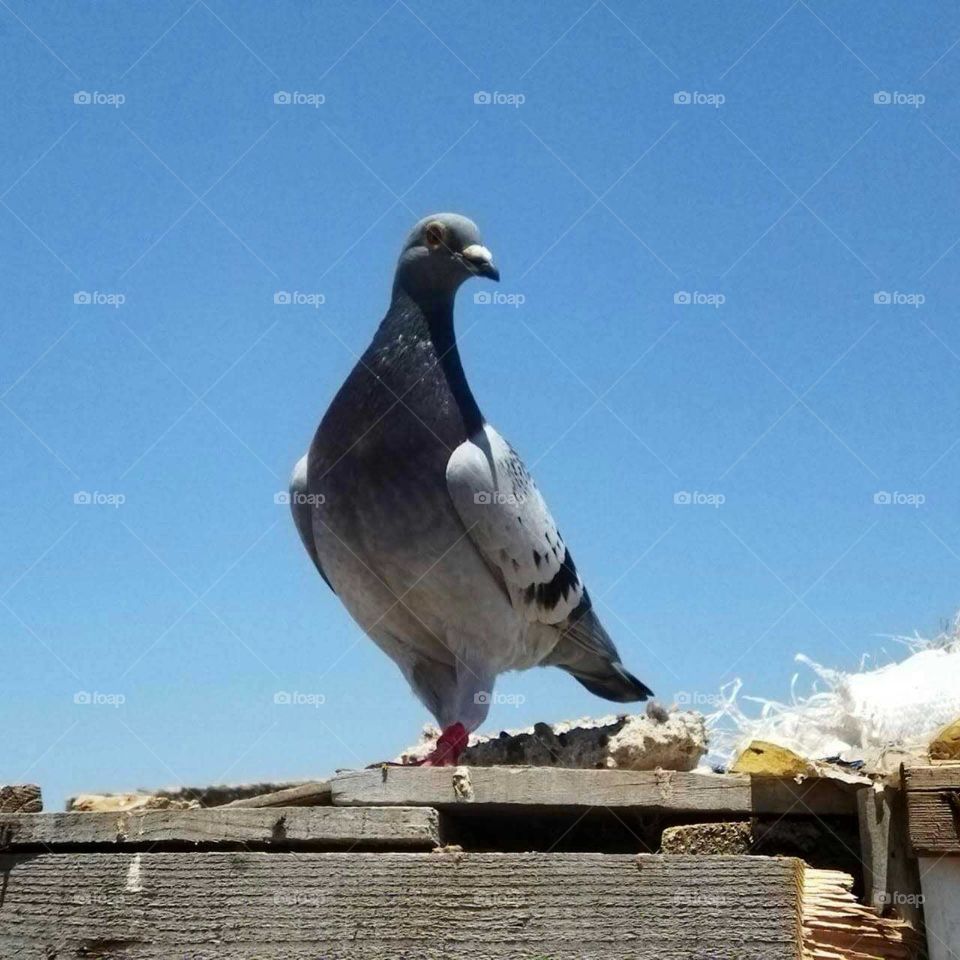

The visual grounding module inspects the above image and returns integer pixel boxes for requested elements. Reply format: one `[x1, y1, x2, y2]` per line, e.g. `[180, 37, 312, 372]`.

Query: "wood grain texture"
[331, 765, 860, 815]
[0, 807, 438, 850]
[0, 852, 802, 959]
[903, 763, 960, 855]
[223, 781, 331, 808]
[856, 785, 923, 926]
[0, 785, 41, 813]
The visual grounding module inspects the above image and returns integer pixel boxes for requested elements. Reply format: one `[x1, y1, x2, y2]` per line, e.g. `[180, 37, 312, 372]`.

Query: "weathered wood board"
[331, 765, 861, 815]
[0, 806, 438, 850]
[918, 856, 960, 960]
[903, 763, 960, 855]
[0, 852, 802, 959]
[857, 784, 923, 926]
[223, 780, 331, 808]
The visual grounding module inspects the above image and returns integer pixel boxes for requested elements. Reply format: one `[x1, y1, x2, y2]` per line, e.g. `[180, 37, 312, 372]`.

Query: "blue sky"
[3, 1, 959, 809]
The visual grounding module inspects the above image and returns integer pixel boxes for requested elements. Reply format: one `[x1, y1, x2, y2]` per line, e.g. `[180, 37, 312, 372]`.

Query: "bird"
[291, 213, 652, 766]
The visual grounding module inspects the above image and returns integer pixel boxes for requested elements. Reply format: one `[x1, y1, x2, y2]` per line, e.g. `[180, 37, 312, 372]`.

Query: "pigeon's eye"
[424, 221, 446, 248]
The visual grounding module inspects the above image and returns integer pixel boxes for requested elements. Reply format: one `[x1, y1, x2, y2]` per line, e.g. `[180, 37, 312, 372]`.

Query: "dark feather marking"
[533, 550, 541, 568]
[535, 547, 580, 611]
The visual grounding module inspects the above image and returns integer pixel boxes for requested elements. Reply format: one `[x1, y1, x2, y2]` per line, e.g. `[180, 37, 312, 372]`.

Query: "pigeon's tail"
[543, 598, 653, 703]
[569, 661, 653, 703]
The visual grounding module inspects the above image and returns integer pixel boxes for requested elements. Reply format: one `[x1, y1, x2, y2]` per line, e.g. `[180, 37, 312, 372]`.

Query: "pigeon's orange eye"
[425, 221, 446, 248]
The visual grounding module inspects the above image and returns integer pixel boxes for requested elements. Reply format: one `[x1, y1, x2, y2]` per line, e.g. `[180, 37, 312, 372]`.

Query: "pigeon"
[291, 213, 652, 765]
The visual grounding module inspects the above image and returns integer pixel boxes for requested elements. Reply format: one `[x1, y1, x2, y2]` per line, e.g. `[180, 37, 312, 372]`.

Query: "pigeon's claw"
[417, 722, 469, 767]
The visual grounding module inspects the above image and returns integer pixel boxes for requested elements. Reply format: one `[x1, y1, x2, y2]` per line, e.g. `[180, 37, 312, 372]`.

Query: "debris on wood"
[397, 708, 707, 770]
[661, 820, 752, 854]
[730, 740, 816, 777]
[0, 784, 41, 813]
[929, 715, 960, 761]
[67, 793, 198, 812]
[67, 781, 322, 811]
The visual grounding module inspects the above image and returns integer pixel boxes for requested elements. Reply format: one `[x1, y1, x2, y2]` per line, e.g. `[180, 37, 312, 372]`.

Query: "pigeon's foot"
[418, 722, 469, 767]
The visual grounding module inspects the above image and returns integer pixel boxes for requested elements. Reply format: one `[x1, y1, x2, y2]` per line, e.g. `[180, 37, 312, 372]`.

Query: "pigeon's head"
[395, 213, 499, 298]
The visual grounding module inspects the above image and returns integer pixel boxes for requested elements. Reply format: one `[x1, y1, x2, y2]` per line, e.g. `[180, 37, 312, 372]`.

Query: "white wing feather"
[446, 425, 583, 625]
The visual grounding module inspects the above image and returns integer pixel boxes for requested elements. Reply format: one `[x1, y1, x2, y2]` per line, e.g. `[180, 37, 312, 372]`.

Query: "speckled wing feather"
[446, 424, 584, 626]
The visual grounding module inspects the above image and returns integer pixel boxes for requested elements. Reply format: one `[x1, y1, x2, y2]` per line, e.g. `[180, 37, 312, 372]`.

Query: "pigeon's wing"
[289, 454, 333, 591]
[445, 425, 584, 626]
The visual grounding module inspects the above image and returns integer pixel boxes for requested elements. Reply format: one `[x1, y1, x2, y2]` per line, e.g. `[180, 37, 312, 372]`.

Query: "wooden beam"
[918, 856, 960, 960]
[0, 785, 41, 813]
[331, 766, 861, 815]
[903, 763, 960, 855]
[0, 852, 803, 958]
[0, 806, 438, 851]
[223, 781, 331, 808]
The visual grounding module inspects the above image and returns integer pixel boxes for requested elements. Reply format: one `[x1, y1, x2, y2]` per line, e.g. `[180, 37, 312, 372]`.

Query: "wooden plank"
[223, 780, 331, 808]
[0, 785, 41, 813]
[856, 785, 923, 927]
[331, 766, 861, 815]
[903, 763, 960, 855]
[902, 763, 960, 791]
[0, 807, 438, 850]
[0, 852, 802, 959]
[918, 856, 960, 960]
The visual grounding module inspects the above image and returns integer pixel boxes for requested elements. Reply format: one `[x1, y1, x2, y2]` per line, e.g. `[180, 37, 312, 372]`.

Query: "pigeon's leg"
[418, 722, 470, 767]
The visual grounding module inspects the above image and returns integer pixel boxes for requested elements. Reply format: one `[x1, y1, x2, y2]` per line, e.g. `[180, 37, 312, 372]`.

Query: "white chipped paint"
[125, 852, 143, 892]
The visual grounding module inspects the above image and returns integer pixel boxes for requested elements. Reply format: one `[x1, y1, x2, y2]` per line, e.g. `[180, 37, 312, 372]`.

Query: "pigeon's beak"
[462, 243, 500, 282]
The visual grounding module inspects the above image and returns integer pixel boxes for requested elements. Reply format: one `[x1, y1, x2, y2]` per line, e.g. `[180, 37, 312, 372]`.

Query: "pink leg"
[417, 722, 469, 767]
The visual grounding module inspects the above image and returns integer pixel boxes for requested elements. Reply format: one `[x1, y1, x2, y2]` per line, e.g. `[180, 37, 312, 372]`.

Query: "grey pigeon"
[291, 213, 651, 765]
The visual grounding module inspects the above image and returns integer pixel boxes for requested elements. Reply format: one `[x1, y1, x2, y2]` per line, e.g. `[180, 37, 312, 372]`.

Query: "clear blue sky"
[3, 2, 959, 809]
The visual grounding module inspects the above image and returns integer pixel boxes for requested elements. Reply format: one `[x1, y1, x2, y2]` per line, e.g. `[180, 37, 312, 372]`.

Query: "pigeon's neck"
[381, 286, 483, 437]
